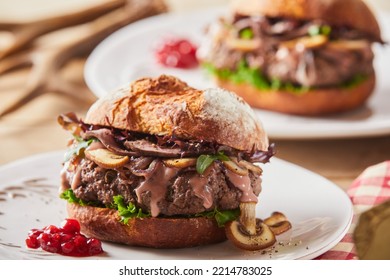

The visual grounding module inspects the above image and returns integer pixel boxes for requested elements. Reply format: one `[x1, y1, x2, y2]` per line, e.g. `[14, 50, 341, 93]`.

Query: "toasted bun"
[231, 0, 382, 42]
[85, 75, 268, 151]
[67, 203, 226, 249]
[215, 73, 375, 116]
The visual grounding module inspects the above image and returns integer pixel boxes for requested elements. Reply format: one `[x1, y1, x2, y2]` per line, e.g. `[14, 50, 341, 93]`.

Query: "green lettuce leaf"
[197, 208, 240, 227]
[203, 61, 307, 94]
[203, 61, 367, 94]
[60, 189, 97, 207]
[112, 195, 150, 224]
[60, 190, 238, 227]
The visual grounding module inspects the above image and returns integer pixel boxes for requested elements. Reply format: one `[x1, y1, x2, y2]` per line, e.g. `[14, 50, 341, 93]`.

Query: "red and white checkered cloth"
[316, 161, 390, 260]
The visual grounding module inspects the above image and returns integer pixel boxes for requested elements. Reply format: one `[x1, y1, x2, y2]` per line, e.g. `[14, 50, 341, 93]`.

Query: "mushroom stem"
[239, 202, 257, 235]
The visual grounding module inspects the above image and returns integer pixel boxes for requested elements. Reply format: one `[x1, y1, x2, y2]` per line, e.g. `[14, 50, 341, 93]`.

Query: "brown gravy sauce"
[135, 161, 178, 217]
[188, 173, 213, 209]
[226, 170, 258, 203]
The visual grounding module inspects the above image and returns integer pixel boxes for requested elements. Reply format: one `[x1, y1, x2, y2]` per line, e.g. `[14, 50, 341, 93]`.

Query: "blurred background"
[0, 0, 389, 191]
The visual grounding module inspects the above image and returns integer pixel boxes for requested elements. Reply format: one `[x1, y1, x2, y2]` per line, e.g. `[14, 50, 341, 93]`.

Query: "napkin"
[316, 161, 390, 260]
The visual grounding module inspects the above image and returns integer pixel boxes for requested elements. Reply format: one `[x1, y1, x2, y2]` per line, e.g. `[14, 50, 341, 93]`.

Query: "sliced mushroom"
[223, 159, 248, 176]
[237, 160, 263, 175]
[85, 148, 129, 169]
[225, 219, 276, 251]
[281, 35, 328, 50]
[163, 158, 197, 168]
[326, 39, 369, 50]
[226, 38, 261, 51]
[264, 212, 292, 235]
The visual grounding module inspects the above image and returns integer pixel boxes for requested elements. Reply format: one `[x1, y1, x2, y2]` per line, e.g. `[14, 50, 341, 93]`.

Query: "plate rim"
[84, 7, 390, 140]
[0, 151, 353, 260]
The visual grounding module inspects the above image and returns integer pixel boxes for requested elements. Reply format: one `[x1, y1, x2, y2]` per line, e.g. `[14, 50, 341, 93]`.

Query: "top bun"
[230, 0, 382, 42]
[85, 75, 268, 152]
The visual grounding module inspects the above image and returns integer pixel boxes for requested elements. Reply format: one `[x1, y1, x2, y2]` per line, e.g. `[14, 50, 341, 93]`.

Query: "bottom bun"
[215, 74, 375, 116]
[67, 203, 227, 249]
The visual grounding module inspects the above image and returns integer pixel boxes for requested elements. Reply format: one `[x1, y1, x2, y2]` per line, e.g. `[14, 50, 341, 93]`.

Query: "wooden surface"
[0, 0, 389, 191]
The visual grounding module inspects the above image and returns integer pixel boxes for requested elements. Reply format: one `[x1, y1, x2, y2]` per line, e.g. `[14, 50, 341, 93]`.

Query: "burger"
[58, 75, 282, 250]
[197, 0, 383, 115]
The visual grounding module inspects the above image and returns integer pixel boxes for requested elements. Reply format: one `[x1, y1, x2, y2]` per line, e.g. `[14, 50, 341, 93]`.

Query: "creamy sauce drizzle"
[135, 161, 178, 217]
[86, 141, 105, 151]
[188, 173, 213, 209]
[71, 167, 82, 190]
[226, 170, 258, 203]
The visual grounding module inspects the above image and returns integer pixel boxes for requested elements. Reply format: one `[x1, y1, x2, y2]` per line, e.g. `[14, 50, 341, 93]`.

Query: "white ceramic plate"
[84, 8, 390, 139]
[0, 151, 352, 260]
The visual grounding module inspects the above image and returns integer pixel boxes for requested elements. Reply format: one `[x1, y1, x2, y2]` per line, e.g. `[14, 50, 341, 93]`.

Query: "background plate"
[0, 151, 352, 260]
[84, 7, 390, 139]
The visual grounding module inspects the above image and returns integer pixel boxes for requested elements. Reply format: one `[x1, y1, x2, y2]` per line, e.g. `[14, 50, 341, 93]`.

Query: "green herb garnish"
[112, 195, 150, 224]
[64, 138, 93, 162]
[308, 24, 332, 36]
[197, 208, 240, 227]
[196, 152, 230, 174]
[239, 28, 254, 39]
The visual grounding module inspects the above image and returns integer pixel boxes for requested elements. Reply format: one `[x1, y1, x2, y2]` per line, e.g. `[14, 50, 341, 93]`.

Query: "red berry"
[25, 237, 40, 249]
[87, 238, 103, 255]
[43, 225, 60, 234]
[26, 219, 103, 257]
[61, 241, 75, 255]
[155, 38, 198, 69]
[60, 219, 81, 234]
[60, 232, 73, 243]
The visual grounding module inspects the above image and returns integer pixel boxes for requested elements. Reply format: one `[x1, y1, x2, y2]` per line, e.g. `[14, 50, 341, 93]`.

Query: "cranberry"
[60, 232, 73, 243]
[43, 225, 60, 234]
[26, 219, 103, 257]
[26, 229, 43, 248]
[155, 38, 198, 69]
[61, 241, 75, 255]
[88, 238, 103, 255]
[25, 236, 40, 249]
[60, 219, 80, 233]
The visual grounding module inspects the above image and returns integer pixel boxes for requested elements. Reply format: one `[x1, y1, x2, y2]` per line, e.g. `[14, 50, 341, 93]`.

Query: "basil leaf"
[216, 151, 230, 162]
[308, 24, 332, 36]
[321, 25, 332, 36]
[196, 152, 229, 174]
[196, 155, 216, 174]
[239, 28, 254, 39]
[64, 138, 93, 162]
[113, 195, 150, 224]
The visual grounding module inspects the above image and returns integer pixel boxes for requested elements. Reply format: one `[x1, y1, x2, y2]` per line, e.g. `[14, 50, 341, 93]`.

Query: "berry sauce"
[25, 219, 103, 257]
[155, 38, 198, 68]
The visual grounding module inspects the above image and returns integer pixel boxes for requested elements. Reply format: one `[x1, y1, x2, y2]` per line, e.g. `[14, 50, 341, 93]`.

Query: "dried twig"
[0, 0, 167, 118]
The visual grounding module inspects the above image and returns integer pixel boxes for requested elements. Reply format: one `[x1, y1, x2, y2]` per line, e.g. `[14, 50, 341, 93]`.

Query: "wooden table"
[0, 0, 389, 192]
